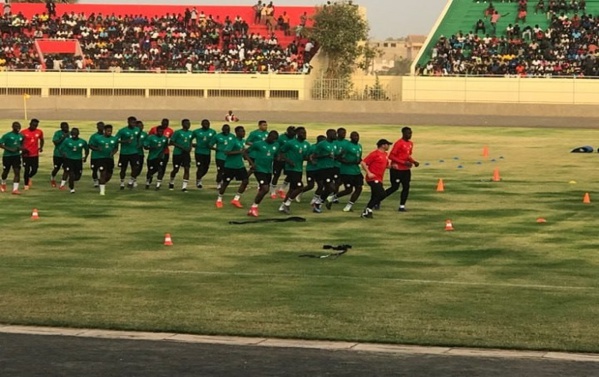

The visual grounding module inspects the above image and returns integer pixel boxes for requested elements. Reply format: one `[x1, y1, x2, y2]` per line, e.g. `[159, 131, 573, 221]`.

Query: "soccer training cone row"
[436, 179, 445, 192]
[583, 193, 591, 204]
[31, 208, 39, 220]
[492, 168, 501, 182]
[445, 219, 454, 231]
[164, 233, 173, 246]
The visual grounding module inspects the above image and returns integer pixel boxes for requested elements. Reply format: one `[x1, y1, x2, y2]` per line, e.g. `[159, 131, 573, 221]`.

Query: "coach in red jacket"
[387, 127, 419, 212]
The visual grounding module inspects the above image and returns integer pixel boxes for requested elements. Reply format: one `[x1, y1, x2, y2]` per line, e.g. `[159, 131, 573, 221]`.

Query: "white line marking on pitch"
[3, 264, 597, 291]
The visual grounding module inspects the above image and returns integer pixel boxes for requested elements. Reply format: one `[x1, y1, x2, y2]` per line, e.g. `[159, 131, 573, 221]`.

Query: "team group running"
[0, 116, 419, 218]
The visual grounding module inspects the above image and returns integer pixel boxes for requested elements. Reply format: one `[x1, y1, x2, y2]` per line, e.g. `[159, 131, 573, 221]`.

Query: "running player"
[115, 116, 141, 189]
[360, 139, 392, 219]
[387, 126, 419, 212]
[136, 120, 148, 182]
[216, 125, 251, 208]
[300, 134, 325, 203]
[271, 126, 296, 199]
[148, 118, 174, 179]
[144, 126, 169, 190]
[0, 121, 25, 194]
[88, 124, 118, 195]
[336, 131, 363, 212]
[245, 120, 268, 178]
[59, 128, 89, 194]
[327, 127, 347, 205]
[247, 130, 279, 217]
[278, 126, 310, 214]
[50, 122, 70, 187]
[210, 124, 234, 190]
[311, 129, 337, 213]
[168, 119, 193, 192]
[20, 118, 44, 190]
[88, 121, 105, 188]
[191, 119, 216, 189]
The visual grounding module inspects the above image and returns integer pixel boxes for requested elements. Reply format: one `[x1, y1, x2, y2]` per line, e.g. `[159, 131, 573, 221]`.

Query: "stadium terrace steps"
[416, 0, 599, 68]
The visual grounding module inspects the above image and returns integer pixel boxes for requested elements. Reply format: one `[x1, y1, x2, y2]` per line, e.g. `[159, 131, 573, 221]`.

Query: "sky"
[79, 0, 448, 39]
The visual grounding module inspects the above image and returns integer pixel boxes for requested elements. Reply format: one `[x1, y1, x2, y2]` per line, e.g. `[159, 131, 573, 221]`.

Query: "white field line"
[2, 264, 596, 292]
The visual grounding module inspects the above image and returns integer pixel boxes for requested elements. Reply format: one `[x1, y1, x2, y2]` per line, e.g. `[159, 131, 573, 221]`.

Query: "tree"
[308, 1, 376, 99]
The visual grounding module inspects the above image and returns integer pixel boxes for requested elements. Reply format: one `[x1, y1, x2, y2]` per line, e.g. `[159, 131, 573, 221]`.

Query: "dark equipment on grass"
[229, 216, 306, 225]
[299, 244, 352, 259]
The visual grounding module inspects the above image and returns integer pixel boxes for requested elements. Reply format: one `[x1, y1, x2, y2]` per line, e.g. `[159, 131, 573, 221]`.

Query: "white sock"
[252, 203, 258, 208]
[1, 179, 5, 185]
[100, 184, 106, 194]
[182, 180, 188, 189]
[60, 180, 66, 187]
[13, 182, 19, 191]
[234, 194, 241, 201]
[156, 180, 162, 188]
[217, 195, 223, 201]
[270, 184, 276, 194]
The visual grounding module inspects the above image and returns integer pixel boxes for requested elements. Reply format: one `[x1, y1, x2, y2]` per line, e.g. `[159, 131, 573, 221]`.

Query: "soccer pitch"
[1, 121, 599, 353]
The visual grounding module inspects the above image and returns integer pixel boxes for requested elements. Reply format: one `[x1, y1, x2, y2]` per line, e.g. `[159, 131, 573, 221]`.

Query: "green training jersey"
[52, 130, 69, 157]
[277, 133, 295, 149]
[89, 135, 118, 159]
[211, 132, 234, 161]
[144, 134, 169, 161]
[0, 131, 24, 157]
[88, 132, 105, 159]
[224, 137, 246, 169]
[339, 142, 362, 176]
[192, 128, 217, 155]
[333, 139, 348, 168]
[246, 129, 268, 158]
[116, 126, 141, 156]
[60, 138, 88, 160]
[314, 140, 337, 170]
[281, 138, 310, 173]
[248, 140, 279, 174]
[171, 129, 193, 156]
[305, 143, 318, 172]
[138, 131, 148, 156]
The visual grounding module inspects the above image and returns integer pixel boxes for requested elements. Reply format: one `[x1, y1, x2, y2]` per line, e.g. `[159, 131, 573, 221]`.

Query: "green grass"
[2, 121, 599, 352]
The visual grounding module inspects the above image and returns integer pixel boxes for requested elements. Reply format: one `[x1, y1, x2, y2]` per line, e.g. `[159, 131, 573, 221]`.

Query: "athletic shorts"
[90, 158, 100, 171]
[285, 171, 304, 188]
[96, 158, 115, 174]
[173, 153, 191, 168]
[118, 154, 141, 169]
[341, 173, 364, 188]
[223, 167, 249, 182]
[254, 172, 272, 186]
[53, 156, 65, 170]
[273, 160, 285, 176]
[195, 153, 211, 168]
[64, 158, 83, 180]
[306, 170, 317, 184]
[316, 168, 337, 183]
[333, 167, 341, 181]
[2, 155, 21, 170]
[147, 158, 163, 173]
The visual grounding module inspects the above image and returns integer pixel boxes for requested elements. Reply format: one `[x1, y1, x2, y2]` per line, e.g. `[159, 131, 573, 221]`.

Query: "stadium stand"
[415, 0, 599, 77]
[0, 3, 315, 73]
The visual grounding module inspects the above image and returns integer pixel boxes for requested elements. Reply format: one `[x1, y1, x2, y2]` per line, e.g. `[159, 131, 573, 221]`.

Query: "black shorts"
[306, 170, 317, 184]
[118, 154, 141, 169]
[195, 153, 211, 167]
[223, 167, 249, 182]
[173, 153, 191, 168]
[273, 160, 285, 176]
[2, 155, 21, 170]
[254, 172, 272, 186]
[96, 158, 115, 174]
[147, 158, 164, 173]
[285, 171, 304, 188]
[53, 156, 64, 170]
[162, 153, 170, 164]
[64, 158, 83, 180]
[316, 168, 337, 183]
[333, 167, 341, 181]
[341, 173, 364, 188]
[90, 158, 100, 171]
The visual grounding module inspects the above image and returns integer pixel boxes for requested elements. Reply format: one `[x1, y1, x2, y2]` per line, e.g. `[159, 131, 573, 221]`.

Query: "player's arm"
[83, 142, 90, 162]
[360, 154, 376, 179]
[53, 132, 68, 146]
[39, 133, 44, 153]
[88, 140, 101, 151]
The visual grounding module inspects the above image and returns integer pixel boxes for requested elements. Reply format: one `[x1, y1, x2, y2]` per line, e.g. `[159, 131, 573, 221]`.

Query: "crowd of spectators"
[416, 0, 599, 77]
[0, 4, 315, 73]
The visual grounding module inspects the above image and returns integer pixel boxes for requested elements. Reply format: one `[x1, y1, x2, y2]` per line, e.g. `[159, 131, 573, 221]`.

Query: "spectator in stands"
[253, 0, 264, 24]
[46, 0, 56, 18]
[474, 19, 486, 34]
[3, 0, 10, 17]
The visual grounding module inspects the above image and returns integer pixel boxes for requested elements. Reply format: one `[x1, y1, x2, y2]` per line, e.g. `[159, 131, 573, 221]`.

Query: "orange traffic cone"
[492, 168, 501, 182]
[482, 146, 489, 158]
[583, 193, 591, 204]
[164, 233, 173, 246]
[436, 179, 445, 192]
[536, 217, 547, 223]
[31, 208, 39, 220]
[445, 219, 454, 231]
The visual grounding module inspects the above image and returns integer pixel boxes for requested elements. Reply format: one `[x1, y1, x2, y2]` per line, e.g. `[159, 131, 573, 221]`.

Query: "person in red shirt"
[20, 118, 44, 190]
[360, 139, 392, 219]
[387, 127, 419, 212]
[148, 118, 174, 179]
